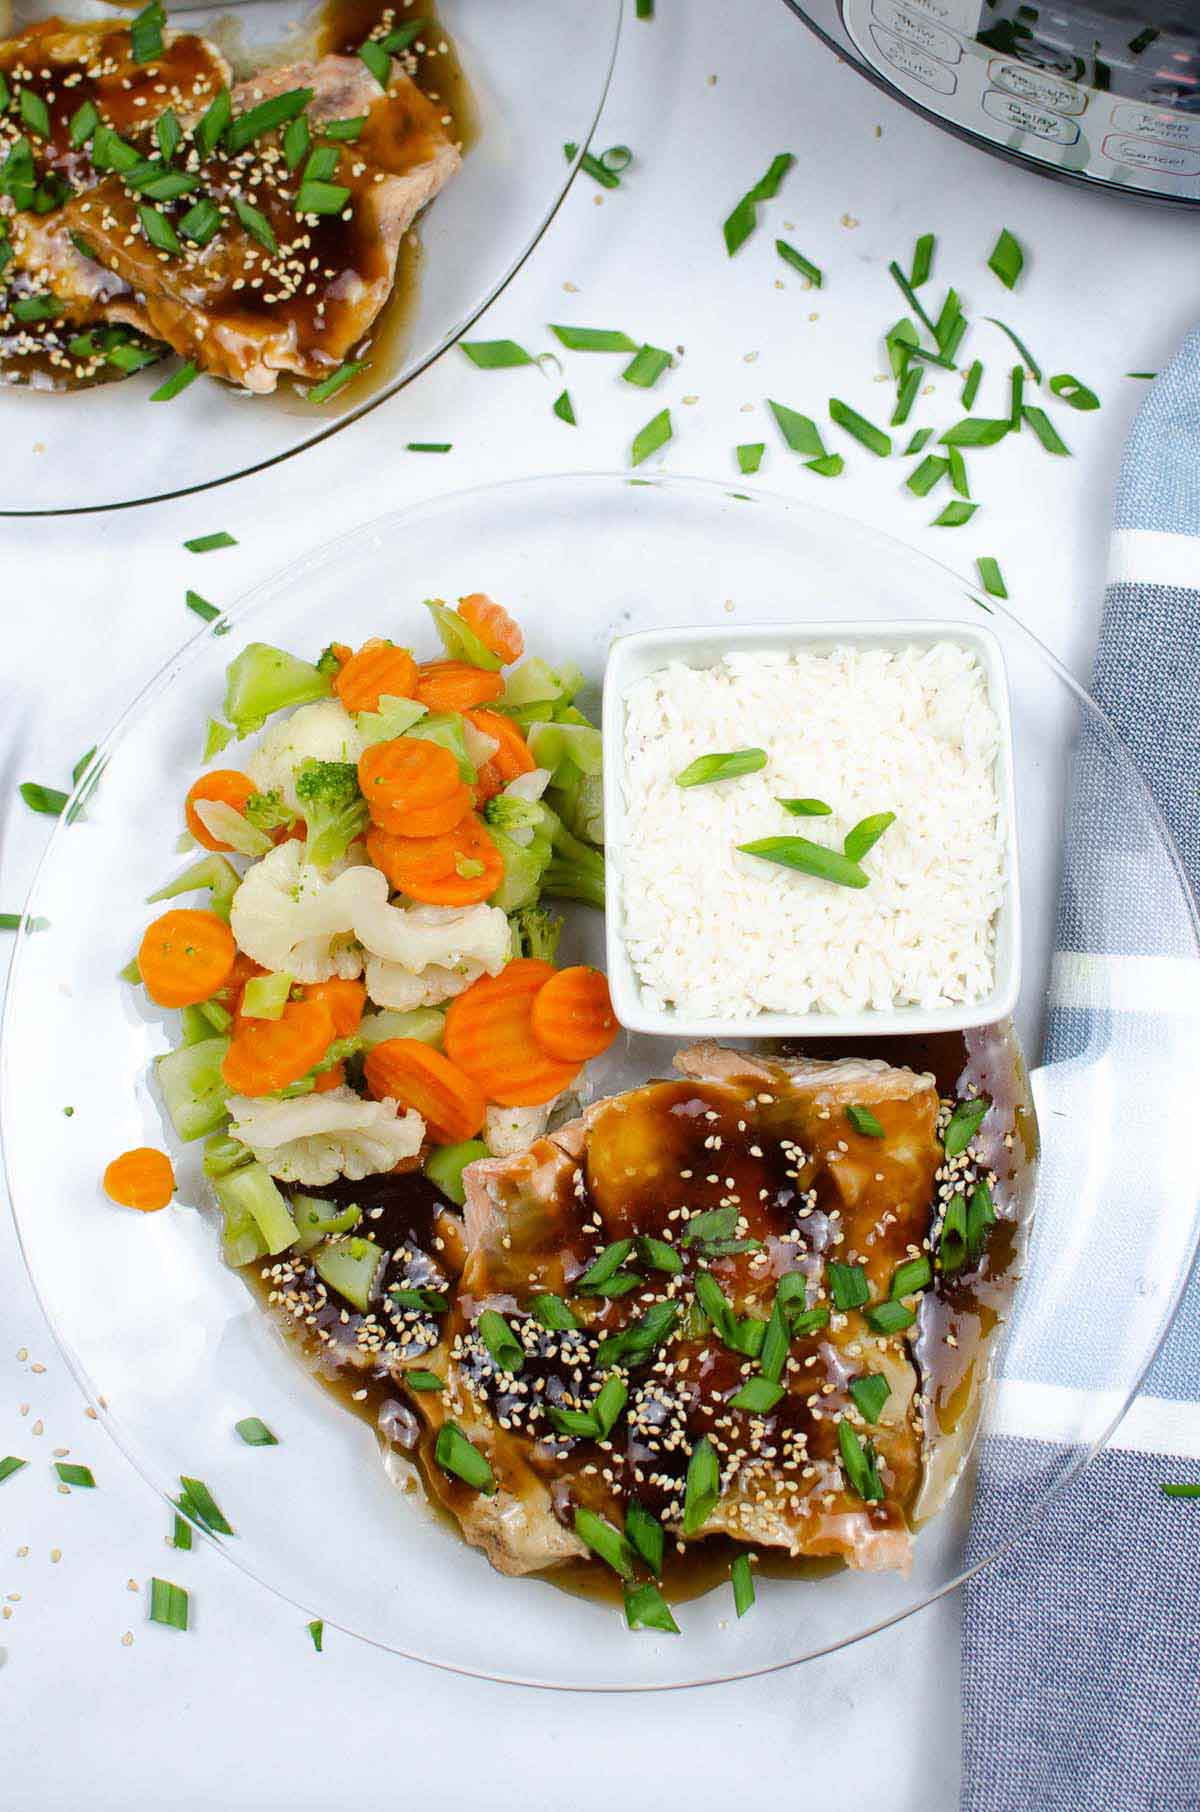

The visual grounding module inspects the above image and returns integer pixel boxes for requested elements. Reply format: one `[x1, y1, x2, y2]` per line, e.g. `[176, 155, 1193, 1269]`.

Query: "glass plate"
[5, 473, 1198, 1688]
[1, 0, 621, 517]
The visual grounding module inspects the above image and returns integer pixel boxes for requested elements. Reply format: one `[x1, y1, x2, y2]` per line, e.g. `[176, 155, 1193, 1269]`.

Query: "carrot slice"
[444, 963, 578, 1107]
[457, 594, 525, 665]
[103, 1146, 175, 1212]
[185, 770, 256, 852]
[313, 1062, 346, 1093]
[357, 736, 463, 833]
[473, 758, 503, 809]
[363, 1038, 486, 1142]
[465, 709, 536, 783]
[334, 639, 419, 713]
[139, 908, 237, 1008]
[221, 997, 336, 1097]
[413, 661, 505, 713]
[366, 816, 503, 906]
[530, 966, 619, 1062]
[300, 977, 365, 1038]
[217, 950, 267, 1014]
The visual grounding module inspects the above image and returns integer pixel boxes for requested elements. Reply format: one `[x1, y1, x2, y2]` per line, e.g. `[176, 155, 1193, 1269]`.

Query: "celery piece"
[547, 767, 604, 848]
[527, 720, 602, 779]
[214, 1161, 299, 1256]
[500, 657, 583, 712]
[313, 1235, 384, 1311]
[241, 972, 293, 1021]
[190, 800, 271, 858]
[424, 599, 503, 671]
[203, 717, 234, 761]
[197, 998, 232, 1034]
[216, 1188, 267, 1268]
[203, 1131, 253, 1178]
[355, 694, 427, 747]
[291, 1194, 361, 1253]
[180, 1004, 213, 1046]
[404, 714, 476, 783]
[222, 641, 332, 737]
[424, 1140, 489, 1207]
[488, 826, 551, 912]
[148, 853, 240, 922]
[358, 1007, 445, 1049]
[155, 1036, 230, 1141]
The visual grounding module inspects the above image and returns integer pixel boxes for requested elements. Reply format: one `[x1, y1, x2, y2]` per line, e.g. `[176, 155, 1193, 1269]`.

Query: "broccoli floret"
[484, 793, 542, 835]
[294, 759, 368, 868]
[243, 788, 297, 834]
[316, 644, 343, 678]
[509, 905, 563, 964]
[529, 802, 606, 911]
[223, 642, 333, 737]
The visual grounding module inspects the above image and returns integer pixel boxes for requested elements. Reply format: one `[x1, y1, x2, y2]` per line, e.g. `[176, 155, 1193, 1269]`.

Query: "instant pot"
[782, 0, 1200, 203]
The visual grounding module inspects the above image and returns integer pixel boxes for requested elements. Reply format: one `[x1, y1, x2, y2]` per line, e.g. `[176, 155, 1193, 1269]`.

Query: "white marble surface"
[0, 0, 1193, 1803]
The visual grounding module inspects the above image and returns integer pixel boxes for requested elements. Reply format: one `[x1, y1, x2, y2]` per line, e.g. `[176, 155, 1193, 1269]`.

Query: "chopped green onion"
[829, 398, 891, 457]
[987, 228, 1024, 290]
[1049, 373, 1100, 412]
[828, 1261, 870, 1311]
[944, 1095, 989, 1157]
[790, 1305, 831, 1337]
[682, 1434, 721, 1534]
[129, 0, 165, 61]
[737, 442, 764, 474]
[11, 294, 63, 323]
[907, 454, 949, 497]
[961, 360, 983, 409]
[838, 1421, 884, 1500]
[935, 289, 967, 360]
[886, 317, 919, 379]
[723, 152, 794, 256]
[150, 361, 198, 403]
[380, 19, 427, 53]
[694, 1270, 739, 1347]
[234, 1416, 277, 1446]
[844, 811, 895, 861]
[178, 1474, 233, 1534]
[947, 447, 970, 497]
[760, 1298, 790, 1384]
[966, 1179, 996, 1257]
[891, 1255, 932, 1298]
[778, 796, 831, 817]
[179, 195, 222, 247]
[406, 1370, 444, 1392]
[683, 1207, 738, 1249]
[324, 115, 366, 142]
[138, 204, 180, 255]
[575, 1505, 634, 1577]
[1127, 371, 1156, 380]
[636, 0, 654, 15]
[806, 454, 845, 478]
[185, 591, 224, 629]
[406, 441, 451, 453]
[107, 340, 162, 375]
[357, 38, 392, 89]
[232, 195, 277, 254]
[910, 232, 935, 286]
[596, 1300, 680, 1368]
[283, 113, 310, 170]
[307, 1618, 324, 1651]
[227, 86, 313, 155]
[193, 87, 231, 157]
[388, 1285, 448, 1314]
[563, 141, 619, 188]
[729, 1374, 784, 1414]
[849, 1373, 890, 1422]
[864, 1298, 915, 1335]
[676, 748, 766, 788]
[0, 1456, 28, 1485]
[69, 99, 100, 148]
[592, 1374, 629, 1438]
[477, 1308, 525, 1374]
[891, 368, 920, 427]
[529, 1292, 579, 1332]
[295, 179, 350, 216]
[148, 1577, 189, 1630]
[731, 1552, 755, 1617]
[768, 398, 825, 458]
[846, 1105, 885, 1138]
[156, 107, 181, 163]
[776, 238, 822, 286]
[622, 343, 673, 387]
[887, 260, 941, 344]
[938, 1193, 969, 1272]
[933, 501, 978, 527]
[984, 317, 1041, 382]
[976, 556, 1007, 599]
[631, 408, 672, 466]
[460, 339, 534, 369]
[551, 324, 637, 353]
[19, 782, 68, 817]
[739, 836, 868, 889]
[171, 1513, 192, 1549]
[184, 531, 236, 553]
[18, 88, 50, 138]
[625, 1498, 665, 1573]
[552, 389, 576, 425]
[306, 361, 365, 404]
[624, 1581, 680, 1633]
[941, 417, 1009, 447]
[1161, 1483, 1200, 1499]
[904, 427, 933, 455]
[574, 1238, 635, 1293]
[434, 1422, 496, 1494]
[637, 1235, 683, 1274]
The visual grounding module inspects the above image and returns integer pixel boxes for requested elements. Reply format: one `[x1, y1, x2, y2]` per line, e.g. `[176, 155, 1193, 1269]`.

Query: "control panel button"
[988, 56, 1087, 115]
[1111, 102, 1200, 148]
[871, 0, 962, 64]
[981, 87, 1081, 144]
[1101, 132, 1200, 175]
[869, 24, 958, 93]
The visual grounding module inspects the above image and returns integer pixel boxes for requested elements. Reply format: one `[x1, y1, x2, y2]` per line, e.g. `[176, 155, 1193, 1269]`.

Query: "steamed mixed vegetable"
[104, 594, 616, 1263]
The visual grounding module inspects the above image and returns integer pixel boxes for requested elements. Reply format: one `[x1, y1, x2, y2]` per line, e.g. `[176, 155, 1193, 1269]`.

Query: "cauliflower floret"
[228, 1087, 424, 1186]
[354, 896, 511, 976]
[484, 1102, 554, 1157]
[364, 955, 483, 1011]
[248, 701, 364, 815]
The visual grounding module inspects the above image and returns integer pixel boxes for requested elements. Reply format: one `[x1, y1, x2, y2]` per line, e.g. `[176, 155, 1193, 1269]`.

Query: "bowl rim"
[4, 468, 1199, 1689]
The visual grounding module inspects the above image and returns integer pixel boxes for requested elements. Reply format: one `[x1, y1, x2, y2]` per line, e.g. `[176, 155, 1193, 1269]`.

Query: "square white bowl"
[601, 619, 1022, 1040]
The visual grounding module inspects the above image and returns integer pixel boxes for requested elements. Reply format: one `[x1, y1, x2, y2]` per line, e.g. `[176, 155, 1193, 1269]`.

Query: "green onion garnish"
[768, 398, 825, 457]
[148, 1577, 189, 1630]
[107, 340, 161, 375]
[909, 232, 935, 286]
[324, 115, 366, 142]
[935, 288, 967, 360]
[227, 86, 313, 155]
[193, 87, 231, 158]
[759, 1298, 789, 1383]
[563, 141, 620, 188]
[776, 238, 822, 286]
[941, 417, 1009, 447]
[154, 107, 182, 163]
[908, 454, 949, 497]
[0, 1456, 28, 1485]
[306, 361, 365, 404]
[550, 324, 637, 353]
[179, 196, 222, 248]
[283, 113, 310, 170]
[19, 88, 51, 138]
[552, 389, 576, 425]
[731, 1552, 755, 1617]
[676, 748, 766, 788]
[460, 339, 534, 369]
[592, 1374, 628, 1438]
[636, 0, 654, 16]
[295, 179, 350, 216]
[12, 294, 63, 323]
[622, 343, 673, 387]
[1048, 372, 1099, 412]
[844, 811, 895, 861]
[1161, 1483, 1200, 1499]
[596, 1299, 680, 1368]
[938, 1193, 969, 1272]
[739, 836, 868, 889]
[849, 1373, 890, 1422]
[887, 318, 918, 378]
[171, 1513, 192, 1549]
[933, 501, 978, 527]
[790, 1305, 831, 1337]
[574, 1238, 635, 1294]
[380, 18, 427, 53]
[389, 1285, 448, 1314]
[149, 361, 198, 403]
[737, 442, 764, 474]
[575, 1505, 634, 1577]
[406, 442, 451, 454]
[944, 1094, 989, 1157]
[625, 1498, 665, 1573]
[405, 1370, 444, 1392]
[1127, 371, 1156, 380]
[891, 368, 921, 427]
[129, 0, 164, 61]
[138, 204, 181, 256]
[683, 1206, 738, 1249]
[828, 1261, 870, 1311]
[864, 1299, 915, 1335]
[307, 1618, 324, 1650]
[966, 1179, 996, 1257]
[19, 782, 68, 817]
[682, 1434, 721, 1534]
[729, 1374, 784, 1414]
[905, 427, 933, 455]
[723, 152, 794, 256]
[984, 316, 1041, 382]
[830, 398, 891, 457]
[185, 590, 223, 628]
[976, 556, 1007, 599]
[891, 1255, 932, 1298]
[987, 228, 1024, 290]
[637, 1235, 682, 1275]
[624, 1581, 680, 1633]
[778, 796, 831, 818]
[178, 1474, 233, 1534]
[631, 408, 672, 466]
[435, 1422, 496, 1495]
[232, 196, 277, 254]
[234, 1417, 277, 1446]
[694, 1270, 739, 1347]
[960, 360, 983, 410]
[806, 453, 845, 478]
[69, 99, 100, 148]
[846, 1105, 885, 1138]
[358, 39, 392, 89]
[184, 531, 236, 553]
[477, 1308, 525, 1374]
[529, 1292, 579, 1332]
[838, 1421, 884, 1500]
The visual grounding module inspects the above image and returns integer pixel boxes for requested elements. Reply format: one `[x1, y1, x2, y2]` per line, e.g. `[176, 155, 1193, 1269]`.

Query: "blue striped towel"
[960, 337, 1200, 1808]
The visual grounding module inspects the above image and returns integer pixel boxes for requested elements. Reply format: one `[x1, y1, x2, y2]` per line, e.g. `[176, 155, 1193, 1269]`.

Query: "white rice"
[619, 642, 1005, 1018]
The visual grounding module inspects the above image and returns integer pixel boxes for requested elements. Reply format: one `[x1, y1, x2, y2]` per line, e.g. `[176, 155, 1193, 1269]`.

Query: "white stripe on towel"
[1107, 527, 1200, 591]
[993, 1379, 1200, 1458]
[1048, 950, 1200, 1016]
